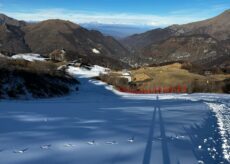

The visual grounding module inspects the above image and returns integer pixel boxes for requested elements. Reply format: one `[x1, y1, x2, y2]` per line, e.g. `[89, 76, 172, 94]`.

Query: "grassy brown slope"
[100, 63, 230, 93]
[132, 63, 230, 93]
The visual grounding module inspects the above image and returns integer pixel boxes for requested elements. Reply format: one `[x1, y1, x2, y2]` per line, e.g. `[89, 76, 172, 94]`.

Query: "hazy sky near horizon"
[0, 0, 229, 26]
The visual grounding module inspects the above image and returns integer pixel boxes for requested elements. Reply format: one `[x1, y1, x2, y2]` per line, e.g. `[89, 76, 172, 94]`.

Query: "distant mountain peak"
[39, 19, 79, 26]
[0, 13, 26, 27]
[214, 9, 230, 21]
[24, 19, 82, 33]
[222, 9, 230, 14]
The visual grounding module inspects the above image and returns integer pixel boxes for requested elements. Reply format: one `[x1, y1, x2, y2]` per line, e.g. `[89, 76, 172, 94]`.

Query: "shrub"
[0, 57, 79, 99]
[222, 78, 230, 93]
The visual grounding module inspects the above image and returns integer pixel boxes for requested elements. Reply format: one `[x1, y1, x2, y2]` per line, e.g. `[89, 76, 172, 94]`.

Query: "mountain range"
[81, 23, 154, 39]
[0, 10, 230, 71]
[0, 14, 129, 69]
[121, 10, 230, 70]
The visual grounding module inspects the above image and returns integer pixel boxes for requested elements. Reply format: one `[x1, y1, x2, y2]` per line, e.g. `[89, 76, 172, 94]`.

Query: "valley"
[0, 10, 230, 97]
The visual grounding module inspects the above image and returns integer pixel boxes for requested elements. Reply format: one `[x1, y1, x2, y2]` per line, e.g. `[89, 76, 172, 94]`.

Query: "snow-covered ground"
[11, 53, 47, 62]
[67, 65, 109, 78]
[92, 48, 100, 54]
[206, 103, 230, 161]
[0, 65, 229, 164]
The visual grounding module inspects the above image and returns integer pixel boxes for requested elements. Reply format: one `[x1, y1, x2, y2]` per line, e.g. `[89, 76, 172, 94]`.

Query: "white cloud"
[170, 4, 230, 17]
[1, 7, 225, 27]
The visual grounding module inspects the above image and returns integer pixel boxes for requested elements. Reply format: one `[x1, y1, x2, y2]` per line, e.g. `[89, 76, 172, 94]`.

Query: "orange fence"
[117, 85, 187, 94]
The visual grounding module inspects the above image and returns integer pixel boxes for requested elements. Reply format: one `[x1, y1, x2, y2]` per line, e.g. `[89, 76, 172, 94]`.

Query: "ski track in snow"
[206, 103, 230, 162]
[0, 65, 229, 164]
[68, 65, 230, 162]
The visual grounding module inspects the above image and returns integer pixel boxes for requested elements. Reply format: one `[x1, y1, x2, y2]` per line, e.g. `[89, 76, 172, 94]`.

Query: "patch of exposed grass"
[103, 63, 229, 93]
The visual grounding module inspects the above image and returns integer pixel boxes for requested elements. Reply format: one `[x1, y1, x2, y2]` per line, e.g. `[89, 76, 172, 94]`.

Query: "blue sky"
[0, 0, 229, 26]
